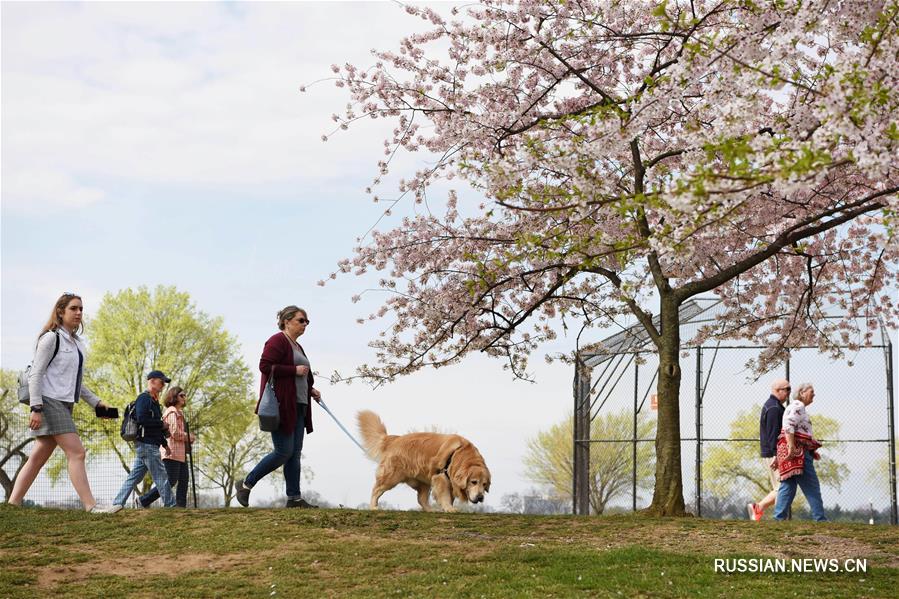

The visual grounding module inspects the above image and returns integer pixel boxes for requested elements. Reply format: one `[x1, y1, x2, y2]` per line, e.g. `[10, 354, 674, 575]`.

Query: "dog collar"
[441, 448, 460, 479]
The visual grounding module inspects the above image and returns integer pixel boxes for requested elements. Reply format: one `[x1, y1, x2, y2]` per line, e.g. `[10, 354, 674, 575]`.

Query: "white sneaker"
[89, 503, 120, 513]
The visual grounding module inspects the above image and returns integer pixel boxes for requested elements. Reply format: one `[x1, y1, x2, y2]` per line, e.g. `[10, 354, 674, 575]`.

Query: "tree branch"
[675, 188, 898, 300]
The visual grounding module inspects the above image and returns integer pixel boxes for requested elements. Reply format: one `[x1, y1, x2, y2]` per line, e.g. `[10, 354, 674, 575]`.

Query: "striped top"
[159, 406, 188, 462]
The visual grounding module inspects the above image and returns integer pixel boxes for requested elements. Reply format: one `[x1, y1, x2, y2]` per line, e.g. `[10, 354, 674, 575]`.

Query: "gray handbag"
[258, 373, 280, 432]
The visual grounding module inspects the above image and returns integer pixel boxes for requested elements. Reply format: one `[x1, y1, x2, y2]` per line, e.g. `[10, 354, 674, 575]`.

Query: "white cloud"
[1, 2, 432, 196]
[1, 1, 581, 511]
[1, 169, 106, 211]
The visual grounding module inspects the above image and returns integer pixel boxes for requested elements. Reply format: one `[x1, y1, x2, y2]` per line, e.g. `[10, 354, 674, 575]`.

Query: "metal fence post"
[633, 360, 639, 512]
[573, 358, 591, 515]
[885, 334, 897, 525]
[695, 346, 702, 517]
[185, 414, 198, 509]
[572, 362, 580, 515]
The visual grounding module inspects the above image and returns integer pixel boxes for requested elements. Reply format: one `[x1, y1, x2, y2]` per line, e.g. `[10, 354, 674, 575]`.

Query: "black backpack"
[120, 400, 140, 441]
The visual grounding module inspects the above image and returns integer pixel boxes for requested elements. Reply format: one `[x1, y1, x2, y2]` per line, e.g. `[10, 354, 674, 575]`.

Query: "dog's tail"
[357, 410, 388, 461]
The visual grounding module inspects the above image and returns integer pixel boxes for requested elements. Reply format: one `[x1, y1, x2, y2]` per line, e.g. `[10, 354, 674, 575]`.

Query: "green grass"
[1, 506, 897, 597]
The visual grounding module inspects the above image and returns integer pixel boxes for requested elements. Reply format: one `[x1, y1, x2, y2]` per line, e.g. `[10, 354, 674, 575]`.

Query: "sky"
[0, 0, 580, 511]
[2, 1, 896, 513]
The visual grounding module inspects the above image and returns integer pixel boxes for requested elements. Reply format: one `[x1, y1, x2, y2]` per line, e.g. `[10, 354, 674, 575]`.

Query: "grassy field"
[1, 505, 897, 598]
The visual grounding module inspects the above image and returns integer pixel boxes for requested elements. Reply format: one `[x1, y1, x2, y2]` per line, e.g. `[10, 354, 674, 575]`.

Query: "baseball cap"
[147, 370, 171, 383]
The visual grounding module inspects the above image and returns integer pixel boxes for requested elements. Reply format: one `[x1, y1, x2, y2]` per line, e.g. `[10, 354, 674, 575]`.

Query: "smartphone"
[95, 405, 119, 419]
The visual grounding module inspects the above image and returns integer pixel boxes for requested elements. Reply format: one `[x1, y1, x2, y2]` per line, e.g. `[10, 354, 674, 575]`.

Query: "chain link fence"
[1, 395, 311, 510]
[1, 401, 206, 509]
[574, 300, 898, 524]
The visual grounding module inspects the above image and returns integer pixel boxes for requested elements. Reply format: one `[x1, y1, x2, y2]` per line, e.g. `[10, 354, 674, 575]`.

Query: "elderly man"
[747, 378, 791, 521]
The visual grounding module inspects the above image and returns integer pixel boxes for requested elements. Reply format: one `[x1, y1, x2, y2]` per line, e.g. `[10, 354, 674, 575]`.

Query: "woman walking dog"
[236, 305, 322, 508]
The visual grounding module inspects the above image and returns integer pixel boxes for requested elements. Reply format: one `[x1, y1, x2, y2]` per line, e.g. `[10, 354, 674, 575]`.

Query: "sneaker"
[90, 504, 120, 514]
[747, 503, 763, 522]
[286, 498, 318, 509]
[236, 479, 251, 507]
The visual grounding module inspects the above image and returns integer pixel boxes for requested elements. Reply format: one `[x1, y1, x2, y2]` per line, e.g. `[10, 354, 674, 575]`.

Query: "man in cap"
[110, 370, 175, 511]
[747, 377, 791, 521]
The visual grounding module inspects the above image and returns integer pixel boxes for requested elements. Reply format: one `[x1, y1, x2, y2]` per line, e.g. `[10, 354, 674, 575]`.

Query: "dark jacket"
[135, 390, 169, 447]
[255, 332, 314, 435]
[759, 395, 785, 458]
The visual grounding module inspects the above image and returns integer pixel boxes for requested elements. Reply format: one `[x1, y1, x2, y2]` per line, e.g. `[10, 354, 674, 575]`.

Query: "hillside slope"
[1, 506, 897, 597]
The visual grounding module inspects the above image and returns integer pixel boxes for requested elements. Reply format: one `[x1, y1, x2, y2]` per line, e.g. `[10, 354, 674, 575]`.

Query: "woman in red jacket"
[236, 305, 322, 508]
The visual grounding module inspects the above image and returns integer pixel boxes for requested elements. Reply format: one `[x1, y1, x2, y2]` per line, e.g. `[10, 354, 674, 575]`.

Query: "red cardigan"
[255, 332, 313, 435]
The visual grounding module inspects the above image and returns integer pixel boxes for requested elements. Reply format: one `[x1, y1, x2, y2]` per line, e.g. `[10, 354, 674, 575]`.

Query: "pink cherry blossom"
[325, 0, 898, 515]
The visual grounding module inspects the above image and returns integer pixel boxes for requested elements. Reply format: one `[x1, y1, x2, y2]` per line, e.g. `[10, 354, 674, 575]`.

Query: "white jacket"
[28, 327, 100, 408]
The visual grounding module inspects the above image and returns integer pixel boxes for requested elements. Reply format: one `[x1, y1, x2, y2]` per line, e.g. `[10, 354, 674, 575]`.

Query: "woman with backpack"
[8, 293, 116, 512]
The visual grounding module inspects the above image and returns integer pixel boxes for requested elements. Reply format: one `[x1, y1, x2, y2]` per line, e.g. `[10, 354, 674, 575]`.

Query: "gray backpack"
[120, 400, 140, 442]
[17, 331, 60, 405]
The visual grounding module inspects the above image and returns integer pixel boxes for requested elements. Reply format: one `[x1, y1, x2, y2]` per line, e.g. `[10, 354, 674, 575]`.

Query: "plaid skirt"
[30, 397, 77, 437]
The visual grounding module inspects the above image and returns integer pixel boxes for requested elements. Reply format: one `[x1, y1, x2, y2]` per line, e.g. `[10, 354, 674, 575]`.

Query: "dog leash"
[317, 399, 368, 456]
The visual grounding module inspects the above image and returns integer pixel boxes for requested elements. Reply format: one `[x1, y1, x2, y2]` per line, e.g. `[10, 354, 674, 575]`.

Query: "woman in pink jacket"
[139, 386, 194, 508]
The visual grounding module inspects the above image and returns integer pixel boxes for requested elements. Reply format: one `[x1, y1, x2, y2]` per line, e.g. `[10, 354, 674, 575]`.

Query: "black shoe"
[286, 498, 318, 509]
[236, 479, 251, 507]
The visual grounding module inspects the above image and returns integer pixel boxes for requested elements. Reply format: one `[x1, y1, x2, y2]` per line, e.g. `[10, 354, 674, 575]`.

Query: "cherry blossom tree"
[321, 0, 899, 515]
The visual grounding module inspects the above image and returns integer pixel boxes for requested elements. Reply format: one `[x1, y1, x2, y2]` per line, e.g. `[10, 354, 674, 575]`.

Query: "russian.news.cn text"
[714, 558, 867, 574]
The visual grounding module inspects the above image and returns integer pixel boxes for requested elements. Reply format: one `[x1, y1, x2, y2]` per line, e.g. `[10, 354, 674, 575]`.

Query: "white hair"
[792, 383, 814, 402]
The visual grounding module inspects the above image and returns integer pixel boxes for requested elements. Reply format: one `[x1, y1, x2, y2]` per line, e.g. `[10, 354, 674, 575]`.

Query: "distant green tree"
[71, 285, 254, 496]
[703, 405, 849, 510]
[866, 449, 898, 488]
[524, 409, 656, 515]
[0, 369, 33, 501]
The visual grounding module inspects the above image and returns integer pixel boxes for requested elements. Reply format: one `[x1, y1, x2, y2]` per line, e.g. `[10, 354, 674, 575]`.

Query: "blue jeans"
[245, 408, 305, 498]
[774, 450, 826, 521]
[140, 459, 190, 508]
[114, 442, 175, 507]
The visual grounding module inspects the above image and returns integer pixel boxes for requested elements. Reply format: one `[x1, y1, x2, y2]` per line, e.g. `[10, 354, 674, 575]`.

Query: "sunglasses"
[778, 386, 792, 392]
[297, 318, 310, 325]
[178, 393, 186, 398]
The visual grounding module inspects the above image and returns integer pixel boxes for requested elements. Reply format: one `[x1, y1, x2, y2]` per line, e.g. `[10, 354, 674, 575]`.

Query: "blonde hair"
[276, 305, 307, 330]
[39, 293, 83, 340]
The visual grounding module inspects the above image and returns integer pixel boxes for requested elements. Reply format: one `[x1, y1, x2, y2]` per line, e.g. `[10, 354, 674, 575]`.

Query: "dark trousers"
[140, 459, 190, 508]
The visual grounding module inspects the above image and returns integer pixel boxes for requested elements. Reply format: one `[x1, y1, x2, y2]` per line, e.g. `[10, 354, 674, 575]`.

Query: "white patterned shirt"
[782, 399, 812, 436]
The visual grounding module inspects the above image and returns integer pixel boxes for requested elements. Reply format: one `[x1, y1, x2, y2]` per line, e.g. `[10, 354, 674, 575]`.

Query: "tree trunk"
[1, 443, 32, 502]
[224, 479, 233, 507]
[644, 296, 689, 516]
[0, 471, 12, 501]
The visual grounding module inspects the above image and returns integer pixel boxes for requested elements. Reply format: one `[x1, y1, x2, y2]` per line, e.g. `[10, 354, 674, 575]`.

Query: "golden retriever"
[357, 410, 491, 512]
